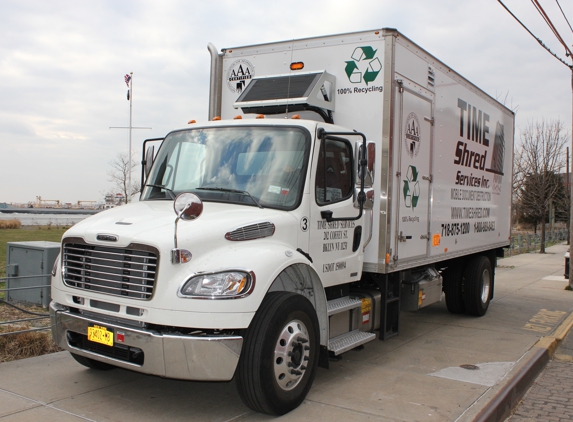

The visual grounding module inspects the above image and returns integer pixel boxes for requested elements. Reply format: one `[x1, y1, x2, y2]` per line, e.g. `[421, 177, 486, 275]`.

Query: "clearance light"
[290, 62, 304, 70]
[212, 116, 221, 121]
[385, 253, 390, 264]
[374, 31, 380, 35]
[292, 114, 301, 119]
[256, 114, 265, 119]
[234, 115, 242, 120]
[187, 119, 196, 124]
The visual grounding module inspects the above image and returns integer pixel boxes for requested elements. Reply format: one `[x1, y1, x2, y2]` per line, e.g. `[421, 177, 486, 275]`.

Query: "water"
[0, 213, 92, 226]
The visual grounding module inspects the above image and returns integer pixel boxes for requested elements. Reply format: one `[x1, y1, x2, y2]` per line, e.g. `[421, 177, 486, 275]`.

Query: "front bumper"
[50, 301, 243, 381]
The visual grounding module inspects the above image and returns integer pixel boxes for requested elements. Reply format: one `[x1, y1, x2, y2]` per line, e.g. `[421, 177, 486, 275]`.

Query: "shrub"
[0, 219, 22, 229]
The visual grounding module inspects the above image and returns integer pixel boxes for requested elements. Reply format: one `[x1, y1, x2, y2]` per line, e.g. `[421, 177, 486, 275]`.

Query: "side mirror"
[355, 141, 375, 188]
[141, 137, 163, 188]
[144, 145, 155, 181]
[174, 193, 203, 221]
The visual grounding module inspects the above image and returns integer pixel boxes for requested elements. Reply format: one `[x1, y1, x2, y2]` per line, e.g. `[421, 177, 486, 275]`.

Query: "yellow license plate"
[87, 325, 114, 347]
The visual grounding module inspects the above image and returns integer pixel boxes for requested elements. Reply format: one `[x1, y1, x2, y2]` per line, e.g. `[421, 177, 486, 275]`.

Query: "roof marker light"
[234, 115, 242, 119]
[292, 114, 301, 119]
[187, 119, 196, 124]
[256, 114, 265, 119]
[212, 116, 221, 121]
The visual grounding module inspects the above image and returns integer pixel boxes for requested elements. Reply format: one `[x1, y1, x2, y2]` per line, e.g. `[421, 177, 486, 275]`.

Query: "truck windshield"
[141, 125, 311, 210]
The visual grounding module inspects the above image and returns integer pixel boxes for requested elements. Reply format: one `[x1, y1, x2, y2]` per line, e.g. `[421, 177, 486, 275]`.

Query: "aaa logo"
[344, 46, 382, 85]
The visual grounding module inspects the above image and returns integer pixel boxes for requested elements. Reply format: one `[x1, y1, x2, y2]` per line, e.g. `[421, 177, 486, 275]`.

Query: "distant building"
[104, 193, 125, 209]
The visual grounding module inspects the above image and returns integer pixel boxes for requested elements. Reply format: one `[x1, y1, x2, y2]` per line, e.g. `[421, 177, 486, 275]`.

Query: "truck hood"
[64, 200, 296, 249]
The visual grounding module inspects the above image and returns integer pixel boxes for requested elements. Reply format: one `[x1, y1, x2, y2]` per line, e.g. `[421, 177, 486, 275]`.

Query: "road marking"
[523, 309, 567, 333]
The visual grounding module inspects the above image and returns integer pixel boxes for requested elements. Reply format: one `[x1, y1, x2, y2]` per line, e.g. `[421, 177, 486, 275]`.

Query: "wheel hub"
[274, 319, 310, 391]
[481, 268, 491, 303]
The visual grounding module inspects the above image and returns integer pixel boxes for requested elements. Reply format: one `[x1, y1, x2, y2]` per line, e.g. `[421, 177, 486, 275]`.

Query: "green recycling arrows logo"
[345, 46, 382, 85]
[403, 165, 420, 210]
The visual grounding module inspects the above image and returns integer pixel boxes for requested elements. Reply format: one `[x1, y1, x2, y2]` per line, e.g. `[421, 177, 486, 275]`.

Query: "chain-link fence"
[0, 274, 50, 337]
[507, 228, 569, 256]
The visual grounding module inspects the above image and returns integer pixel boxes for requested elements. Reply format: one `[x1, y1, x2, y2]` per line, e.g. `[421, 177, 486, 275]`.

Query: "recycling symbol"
[345, 46, 382, 85]
[403, 165, 420, 210]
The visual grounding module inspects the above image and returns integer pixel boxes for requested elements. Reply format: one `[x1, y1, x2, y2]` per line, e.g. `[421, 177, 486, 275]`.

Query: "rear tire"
[443, 262, 465, 314]
[236, 292, 320, 415]
[462, 256, 492, 316]
[70, 353, 116, 370]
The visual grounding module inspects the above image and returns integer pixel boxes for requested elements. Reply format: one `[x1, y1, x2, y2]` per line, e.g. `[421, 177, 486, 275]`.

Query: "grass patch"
[0, 226, 68, 279]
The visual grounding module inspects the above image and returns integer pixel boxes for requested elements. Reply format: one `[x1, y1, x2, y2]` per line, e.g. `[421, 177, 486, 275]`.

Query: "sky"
[1, 0, 573, 205]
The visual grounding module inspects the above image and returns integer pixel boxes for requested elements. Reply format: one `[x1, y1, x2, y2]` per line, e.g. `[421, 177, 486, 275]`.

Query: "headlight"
[178, 271, 255, 299]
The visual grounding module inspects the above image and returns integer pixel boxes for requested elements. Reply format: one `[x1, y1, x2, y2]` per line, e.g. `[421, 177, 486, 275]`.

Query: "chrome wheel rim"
[481, 268, 491, 304]
[273, 319, 310, 391]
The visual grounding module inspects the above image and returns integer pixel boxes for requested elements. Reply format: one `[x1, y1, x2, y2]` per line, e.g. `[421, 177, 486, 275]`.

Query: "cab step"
[328, 330, 376, 355]
[327, 296, 362, 316]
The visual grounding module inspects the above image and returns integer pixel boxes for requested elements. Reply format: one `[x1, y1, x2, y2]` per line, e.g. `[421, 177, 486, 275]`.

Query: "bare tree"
[108, 152, 141, 203]
[514, 119, 569, 252]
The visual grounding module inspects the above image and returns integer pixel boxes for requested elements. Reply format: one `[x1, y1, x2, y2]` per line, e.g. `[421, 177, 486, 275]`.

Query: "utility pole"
[110, 72, 151, 202]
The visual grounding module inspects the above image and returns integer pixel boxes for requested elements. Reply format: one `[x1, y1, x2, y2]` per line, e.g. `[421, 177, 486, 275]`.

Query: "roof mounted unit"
[233, 71, 336, 119]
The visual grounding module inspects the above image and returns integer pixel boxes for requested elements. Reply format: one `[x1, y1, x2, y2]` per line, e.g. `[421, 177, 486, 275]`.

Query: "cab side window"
[315, 138, 353, 205]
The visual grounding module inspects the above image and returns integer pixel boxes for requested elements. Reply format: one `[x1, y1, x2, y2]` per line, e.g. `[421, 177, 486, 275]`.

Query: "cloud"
[0, 0, 572, 203]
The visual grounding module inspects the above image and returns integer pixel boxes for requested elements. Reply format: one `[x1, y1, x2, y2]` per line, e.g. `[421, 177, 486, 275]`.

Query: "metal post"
[110, 72, 151, 203]
[570, 69, 573, 287]
[128, 72, 133, 201]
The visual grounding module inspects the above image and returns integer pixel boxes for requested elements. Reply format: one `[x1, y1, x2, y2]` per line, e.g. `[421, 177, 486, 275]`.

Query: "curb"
[472, 310, 573, 422]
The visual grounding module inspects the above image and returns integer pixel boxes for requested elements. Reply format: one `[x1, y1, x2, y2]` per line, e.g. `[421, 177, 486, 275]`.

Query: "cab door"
[308, 129, 366, 287]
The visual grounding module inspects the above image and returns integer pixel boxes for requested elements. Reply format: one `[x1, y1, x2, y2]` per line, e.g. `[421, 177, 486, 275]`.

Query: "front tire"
[236, 292, 320, 415]
[462, 256, 492, 316]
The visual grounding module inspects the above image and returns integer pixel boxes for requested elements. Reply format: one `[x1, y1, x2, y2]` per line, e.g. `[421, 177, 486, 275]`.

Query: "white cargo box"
[214, 28, 514, 274]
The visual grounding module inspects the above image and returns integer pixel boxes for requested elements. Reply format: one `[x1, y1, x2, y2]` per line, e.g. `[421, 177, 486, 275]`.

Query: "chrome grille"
[62, 242, 158, 300]
[225, 222, 275, 241]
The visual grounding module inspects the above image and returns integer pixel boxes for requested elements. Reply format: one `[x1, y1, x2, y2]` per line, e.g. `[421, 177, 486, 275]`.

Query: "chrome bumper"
[50, 301, 243, 381]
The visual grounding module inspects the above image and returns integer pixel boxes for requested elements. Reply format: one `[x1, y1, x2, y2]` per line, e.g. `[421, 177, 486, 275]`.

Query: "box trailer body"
[214, 29, 513, 273]
[50, 29, 514, 416]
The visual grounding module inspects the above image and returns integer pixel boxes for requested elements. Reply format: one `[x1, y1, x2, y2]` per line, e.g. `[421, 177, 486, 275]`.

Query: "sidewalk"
[0, 243, 572, 421]
[508, 322, 573, 421]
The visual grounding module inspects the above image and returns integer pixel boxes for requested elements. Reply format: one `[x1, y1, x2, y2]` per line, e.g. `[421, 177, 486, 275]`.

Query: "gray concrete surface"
[508, 327, 573, 421]
[1, 243, 572, 421]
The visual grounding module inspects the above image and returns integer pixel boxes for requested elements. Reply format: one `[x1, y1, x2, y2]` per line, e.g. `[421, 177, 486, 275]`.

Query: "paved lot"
[0, 244, 572, 421]
[508, 329, 573, 421]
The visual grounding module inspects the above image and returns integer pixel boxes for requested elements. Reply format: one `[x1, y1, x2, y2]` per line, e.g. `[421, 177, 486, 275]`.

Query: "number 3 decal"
[300, 217, 309, 232]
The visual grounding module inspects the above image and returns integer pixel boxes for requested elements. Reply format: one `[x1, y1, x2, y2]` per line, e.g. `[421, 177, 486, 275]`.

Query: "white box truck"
[50, 28, 514, 415]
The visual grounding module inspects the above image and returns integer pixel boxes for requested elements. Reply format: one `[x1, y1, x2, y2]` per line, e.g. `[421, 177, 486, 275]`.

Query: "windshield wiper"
[197, 187, 263, 209]
[145, 184, 176, 200]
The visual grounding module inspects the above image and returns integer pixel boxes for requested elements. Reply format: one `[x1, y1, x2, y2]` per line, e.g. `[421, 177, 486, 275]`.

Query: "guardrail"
[0, 274, 51, 337]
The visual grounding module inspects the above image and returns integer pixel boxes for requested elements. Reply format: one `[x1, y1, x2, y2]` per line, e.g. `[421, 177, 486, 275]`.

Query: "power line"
[498, 0, 572, 69]
[531, 0, 573, 58]
[556, 0, 573, 35]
